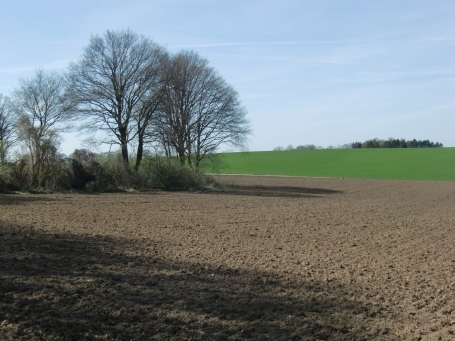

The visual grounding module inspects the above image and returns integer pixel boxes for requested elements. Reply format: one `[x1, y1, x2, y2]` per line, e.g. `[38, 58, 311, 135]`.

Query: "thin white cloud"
[320, 69, 455, 84]
[0, 60, 70, 74]
[203, 52, 355, 65]
[172, 36, 455, 49]
[171, 39, 368, 49]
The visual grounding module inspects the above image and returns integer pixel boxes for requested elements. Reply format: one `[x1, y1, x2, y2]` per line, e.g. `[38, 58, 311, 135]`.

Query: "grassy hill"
[209, 147, 455, 181]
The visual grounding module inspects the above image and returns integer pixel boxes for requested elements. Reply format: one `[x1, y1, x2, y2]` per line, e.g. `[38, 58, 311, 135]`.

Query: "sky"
[0, 0, 454, 155]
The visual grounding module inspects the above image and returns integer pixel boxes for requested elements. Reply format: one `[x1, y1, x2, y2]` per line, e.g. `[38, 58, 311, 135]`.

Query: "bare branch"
[150, 50, 251, 167]
[0, 94, 16, 163]
[68, 29, 166, 166]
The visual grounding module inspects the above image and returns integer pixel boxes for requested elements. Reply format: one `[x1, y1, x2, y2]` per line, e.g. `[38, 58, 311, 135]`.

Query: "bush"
[2, 148, 211, 193]
[8, 157, 29, 190]
[69, 150, 209, 192]
[68, 150, 124, 192]
[134, 156, 208, 190]
[6, 153, 74, 192]
[92, 153, 131, 190]
[0, 163, 12, 193]
[67, 159, 96, 189]
[41, 156, 73, 191]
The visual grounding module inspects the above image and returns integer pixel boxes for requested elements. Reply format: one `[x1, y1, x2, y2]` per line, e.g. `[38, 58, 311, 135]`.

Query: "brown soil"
[1, 175, 454, 340]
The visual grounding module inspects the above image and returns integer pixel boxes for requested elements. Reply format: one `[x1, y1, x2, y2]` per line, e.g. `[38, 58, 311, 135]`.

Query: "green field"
[210, 148, 455, 181]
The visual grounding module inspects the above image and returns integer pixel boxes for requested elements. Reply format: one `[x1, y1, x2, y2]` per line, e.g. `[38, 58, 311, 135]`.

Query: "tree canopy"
[68, 29, 167, 167]
[151, 50, 250, 166]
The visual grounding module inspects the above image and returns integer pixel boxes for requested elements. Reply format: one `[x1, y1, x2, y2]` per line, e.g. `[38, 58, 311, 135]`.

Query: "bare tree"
[132, 53, 169, 170]
[0, 94, 16, 163]
[295, 144, 316, 150]
[68, 29, 166, 167]
[12, 69, 74, 187]
[152, 50, 250, 167]
[285, 145, 294, 151]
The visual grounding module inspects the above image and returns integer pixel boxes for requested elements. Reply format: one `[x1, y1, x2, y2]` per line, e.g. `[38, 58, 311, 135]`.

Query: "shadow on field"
[207, 185, 343, 198]
[0, 195, 59, 206]
[0, 223, 388, 340]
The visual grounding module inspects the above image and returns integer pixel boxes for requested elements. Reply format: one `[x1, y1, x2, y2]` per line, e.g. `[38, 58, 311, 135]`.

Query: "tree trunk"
[135, 135, 143, 171]
[178, 148, 185, 166]
[119, 126, 129, 164]
[177, 135, 185, 165]
[121, 142, 129, 164]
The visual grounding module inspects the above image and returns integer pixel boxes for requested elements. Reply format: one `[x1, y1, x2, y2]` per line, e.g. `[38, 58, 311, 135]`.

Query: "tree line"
[0, 30, 250, 192]
[273, 144, 319, 151]
[273, 138, 444, 151]
[346, 138, 443, 149]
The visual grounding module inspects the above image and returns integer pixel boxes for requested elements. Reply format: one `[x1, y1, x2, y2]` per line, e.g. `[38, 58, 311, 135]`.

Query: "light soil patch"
[1, 175, 454, 340]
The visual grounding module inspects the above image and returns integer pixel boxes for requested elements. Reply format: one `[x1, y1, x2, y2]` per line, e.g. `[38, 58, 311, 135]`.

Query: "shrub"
[6, 153, 74, 192]
[67, 159, 96, 189]
[94, 153, 131, 190]
[0, 163, 12, 193]
[3, 148, 211, 193]
[69, 150, 130, 191]
[9, 157, 32, 190]
[138, 156, 207, 190]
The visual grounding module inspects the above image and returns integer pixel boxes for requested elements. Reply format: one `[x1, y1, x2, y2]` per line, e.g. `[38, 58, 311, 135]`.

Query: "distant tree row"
[346, 138, 443, 149]
[273, 144, 320, 151]
[0, 29, 250, 192]
[273, 138, 443, 152]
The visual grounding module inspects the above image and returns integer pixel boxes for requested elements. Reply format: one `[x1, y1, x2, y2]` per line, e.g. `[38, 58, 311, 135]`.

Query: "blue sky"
[1, 0, 454, 154]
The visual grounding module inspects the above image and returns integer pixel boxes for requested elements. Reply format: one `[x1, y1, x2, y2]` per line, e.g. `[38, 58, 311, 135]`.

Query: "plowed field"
[1, 176, 454, 340]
